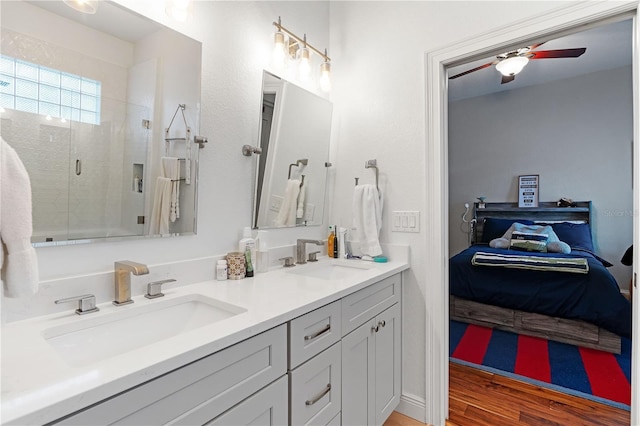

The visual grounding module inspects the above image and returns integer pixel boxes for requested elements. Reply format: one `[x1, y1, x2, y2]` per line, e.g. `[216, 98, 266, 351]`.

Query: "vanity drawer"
[205, 375, 288, 426]
[341, 273, 400, 336]
[54, 324, 287, 425]
[289, 300, 341, 369]
[290, 342, 342, 426]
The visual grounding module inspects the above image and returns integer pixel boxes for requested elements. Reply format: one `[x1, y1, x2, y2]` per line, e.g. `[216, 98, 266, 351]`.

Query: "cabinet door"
[205, 375, 288, 426]
[374, 303, 401, 426]
[341, 318, 375, 426]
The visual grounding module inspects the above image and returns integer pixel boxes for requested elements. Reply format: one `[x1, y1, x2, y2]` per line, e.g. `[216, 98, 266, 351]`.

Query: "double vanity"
[1, 254, 408, 425]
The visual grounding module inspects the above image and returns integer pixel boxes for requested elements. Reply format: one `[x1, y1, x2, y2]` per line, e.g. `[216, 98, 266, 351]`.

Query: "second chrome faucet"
[296, 239, 325, 265]
[113, 260, 149, 305]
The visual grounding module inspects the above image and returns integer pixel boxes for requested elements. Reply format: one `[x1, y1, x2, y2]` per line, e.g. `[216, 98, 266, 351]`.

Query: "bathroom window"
[0, 55, 101, 125]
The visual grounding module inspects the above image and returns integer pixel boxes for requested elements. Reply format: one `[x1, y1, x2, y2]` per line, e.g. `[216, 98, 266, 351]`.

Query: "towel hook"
[365, 159, 379, 191]
[288, 158, 308, 179]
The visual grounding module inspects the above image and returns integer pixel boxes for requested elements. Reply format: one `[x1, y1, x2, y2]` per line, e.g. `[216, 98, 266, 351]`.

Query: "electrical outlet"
[392, 211, 420, 232]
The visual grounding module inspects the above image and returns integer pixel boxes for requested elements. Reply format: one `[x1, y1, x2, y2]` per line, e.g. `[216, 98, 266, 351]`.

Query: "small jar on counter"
[216, 259, 228, 280]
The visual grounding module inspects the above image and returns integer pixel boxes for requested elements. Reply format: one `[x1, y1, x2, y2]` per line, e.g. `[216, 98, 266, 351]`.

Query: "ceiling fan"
[449, 43, 587, 84]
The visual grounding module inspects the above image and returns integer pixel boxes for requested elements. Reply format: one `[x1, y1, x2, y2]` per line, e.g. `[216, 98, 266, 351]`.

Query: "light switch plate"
[392, 211, 420, 233]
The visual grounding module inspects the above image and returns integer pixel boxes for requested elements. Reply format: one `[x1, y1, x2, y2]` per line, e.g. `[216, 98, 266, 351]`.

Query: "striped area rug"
[449, 320, 631, 409]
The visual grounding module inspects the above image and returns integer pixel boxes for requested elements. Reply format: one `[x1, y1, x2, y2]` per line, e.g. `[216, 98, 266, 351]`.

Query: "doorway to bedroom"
[445, 13, 634, 425]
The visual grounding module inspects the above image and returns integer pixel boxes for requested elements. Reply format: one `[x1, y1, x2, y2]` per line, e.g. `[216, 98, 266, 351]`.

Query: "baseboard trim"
[396, 392, 427, 423]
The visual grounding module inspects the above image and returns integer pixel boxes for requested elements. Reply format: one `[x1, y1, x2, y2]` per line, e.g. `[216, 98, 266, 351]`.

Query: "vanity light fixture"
[165, 0, 192, 22]
[63, 0, 98, 14]
[272, 17, 331, 91]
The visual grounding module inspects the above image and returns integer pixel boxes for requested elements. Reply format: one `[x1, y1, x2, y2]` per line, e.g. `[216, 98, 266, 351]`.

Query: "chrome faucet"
[113, 260, 149, 305]
[296, 239, 325, 265]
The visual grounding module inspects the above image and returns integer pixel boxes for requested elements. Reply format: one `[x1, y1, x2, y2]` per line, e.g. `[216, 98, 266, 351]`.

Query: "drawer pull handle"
[305, 384, 331, 406]
[304, 324, 331, 341]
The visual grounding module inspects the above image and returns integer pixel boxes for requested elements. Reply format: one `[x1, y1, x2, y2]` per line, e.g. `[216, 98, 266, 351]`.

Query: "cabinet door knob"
[378, 320, 386, 328]
[372, 324, 379, 333]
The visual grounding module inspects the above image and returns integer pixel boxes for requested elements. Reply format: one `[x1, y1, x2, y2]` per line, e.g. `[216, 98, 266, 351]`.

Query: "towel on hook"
[296, 178, 306, 219]
[274, 179, 301, 227]
[161, 157, 180, 222]
[352, 184, 383, 257]
[1, 137, 39, 297]
[149, 177, 172, 235]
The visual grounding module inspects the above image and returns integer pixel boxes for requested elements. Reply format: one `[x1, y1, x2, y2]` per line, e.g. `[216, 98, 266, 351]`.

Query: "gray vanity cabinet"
[340, 275, 402, 426]
[49, 273, 402, 426]
[52, 325, 288, 425]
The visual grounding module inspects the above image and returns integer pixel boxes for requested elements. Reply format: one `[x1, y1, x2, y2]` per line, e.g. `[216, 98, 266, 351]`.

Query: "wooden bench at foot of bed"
[450, 296, 622, 354]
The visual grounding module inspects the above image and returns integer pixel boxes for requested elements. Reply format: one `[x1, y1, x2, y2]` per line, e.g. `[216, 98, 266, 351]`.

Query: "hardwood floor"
[384, 362, 630, 426]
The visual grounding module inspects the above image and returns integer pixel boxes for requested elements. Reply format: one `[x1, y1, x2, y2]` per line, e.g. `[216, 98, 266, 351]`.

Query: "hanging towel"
[1, 137, 39, 297]
[296, 178, 306, 219]
[274, 179, 301, 226]
[352, 184, 383, 257]
[149, 177, 172, 235]
[161, 157, 180, 222]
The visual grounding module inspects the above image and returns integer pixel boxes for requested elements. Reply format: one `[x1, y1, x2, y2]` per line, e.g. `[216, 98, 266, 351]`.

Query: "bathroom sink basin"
[42, 294, 247, 367]
[286, 260, 373, 280]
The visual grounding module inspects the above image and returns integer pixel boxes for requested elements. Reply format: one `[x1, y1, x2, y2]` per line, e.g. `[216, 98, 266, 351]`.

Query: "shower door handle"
[75, 159, 81, 176]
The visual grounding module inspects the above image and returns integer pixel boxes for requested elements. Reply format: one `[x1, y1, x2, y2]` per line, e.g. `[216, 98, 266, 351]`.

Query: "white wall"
[449, 66, 633, 288]
[327, 0, 574, 422]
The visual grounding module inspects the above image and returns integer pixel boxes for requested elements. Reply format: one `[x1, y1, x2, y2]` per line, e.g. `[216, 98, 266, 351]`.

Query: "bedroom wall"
[448, 65, 633, 289]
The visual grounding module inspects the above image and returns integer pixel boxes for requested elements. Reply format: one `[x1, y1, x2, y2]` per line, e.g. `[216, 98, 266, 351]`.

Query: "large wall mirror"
[253, 71, 332, 229]
[0, 0, 202, 246]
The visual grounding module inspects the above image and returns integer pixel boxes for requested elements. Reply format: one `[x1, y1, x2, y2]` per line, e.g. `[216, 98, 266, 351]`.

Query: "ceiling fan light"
[495, 56, 529, 76]
[63, 0, 98, 14]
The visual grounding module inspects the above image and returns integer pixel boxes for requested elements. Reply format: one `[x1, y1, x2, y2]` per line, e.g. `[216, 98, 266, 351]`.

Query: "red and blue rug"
[450, 320, 631, 410]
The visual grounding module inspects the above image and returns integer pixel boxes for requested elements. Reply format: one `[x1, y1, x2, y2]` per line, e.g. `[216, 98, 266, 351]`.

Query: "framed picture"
[518, 175, 539, 207]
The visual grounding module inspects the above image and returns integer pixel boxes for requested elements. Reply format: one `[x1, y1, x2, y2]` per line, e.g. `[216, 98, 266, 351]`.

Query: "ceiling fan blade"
[529, 48, 586, 59]
[449, 61, 496, 79]
[501, 74, 515, 84]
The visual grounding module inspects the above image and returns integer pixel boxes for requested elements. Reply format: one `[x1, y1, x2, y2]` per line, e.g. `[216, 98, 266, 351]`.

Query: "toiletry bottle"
[245, 249, 254, 277]
[333, 225, 338, 258]
[255, 230, 269, 273]
[338, 227, 347, 258]
[239, 227, 256, 265]
[216, 259, 228, 281]
[327, 226, 335, 258]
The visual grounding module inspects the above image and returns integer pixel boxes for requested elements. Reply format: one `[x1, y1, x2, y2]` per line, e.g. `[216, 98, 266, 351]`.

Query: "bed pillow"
[548, 222, 595, 252]
[490, 223, 571, 254]
[481, 218, 535, 243]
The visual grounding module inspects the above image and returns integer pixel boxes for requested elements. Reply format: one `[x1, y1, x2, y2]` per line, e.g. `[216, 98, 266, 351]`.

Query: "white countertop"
[1, 256, 409, 425]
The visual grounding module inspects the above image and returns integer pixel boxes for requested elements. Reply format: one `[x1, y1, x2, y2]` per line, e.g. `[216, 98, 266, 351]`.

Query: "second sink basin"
[43, 294, 247, 367]
[287, 260, 373, 280]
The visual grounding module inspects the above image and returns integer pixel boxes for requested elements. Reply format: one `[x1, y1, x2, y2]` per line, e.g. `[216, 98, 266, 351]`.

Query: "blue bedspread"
[449, 245, 631, 338]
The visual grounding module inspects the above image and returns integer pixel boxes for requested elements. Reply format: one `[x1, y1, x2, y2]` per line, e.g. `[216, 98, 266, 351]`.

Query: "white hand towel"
[149, 177, 172, 235]
[274, 179, 301, 227]
[296, 179, 306, 219]
[161, 157, 180, 222]
[352, 184, 383, 257]
[1, 137, 39, 297]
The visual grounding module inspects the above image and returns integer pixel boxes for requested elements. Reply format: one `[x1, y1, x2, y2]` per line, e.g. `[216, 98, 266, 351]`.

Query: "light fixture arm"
[273, 17, 331, 62]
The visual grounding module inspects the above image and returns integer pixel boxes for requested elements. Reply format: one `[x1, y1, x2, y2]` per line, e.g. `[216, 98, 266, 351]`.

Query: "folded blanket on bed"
[472, 251, 589, 274]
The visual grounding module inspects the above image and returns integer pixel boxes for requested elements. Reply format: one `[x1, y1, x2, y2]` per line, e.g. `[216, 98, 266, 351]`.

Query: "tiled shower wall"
[1, 27, 135, 241]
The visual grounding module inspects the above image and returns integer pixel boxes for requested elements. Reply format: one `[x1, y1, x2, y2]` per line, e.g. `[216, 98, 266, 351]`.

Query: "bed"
[449, 201, 631, 354]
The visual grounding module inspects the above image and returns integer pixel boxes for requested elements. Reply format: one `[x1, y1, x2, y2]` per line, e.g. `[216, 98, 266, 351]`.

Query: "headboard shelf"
[472, 201, 592, 244]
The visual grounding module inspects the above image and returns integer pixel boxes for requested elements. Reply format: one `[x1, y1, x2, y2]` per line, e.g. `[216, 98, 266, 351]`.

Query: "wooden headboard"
[472, 201, 592, 244]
